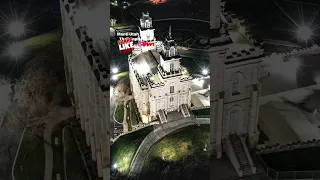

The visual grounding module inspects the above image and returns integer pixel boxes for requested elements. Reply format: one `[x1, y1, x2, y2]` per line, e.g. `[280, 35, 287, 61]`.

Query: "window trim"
[232, 75, 241, 95]
[170, 85, 174, 93]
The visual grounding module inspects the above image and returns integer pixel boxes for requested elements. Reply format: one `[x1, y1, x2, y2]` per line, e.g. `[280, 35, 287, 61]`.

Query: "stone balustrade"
[256, 139, 320, 155]
[262, 44, 320, 62]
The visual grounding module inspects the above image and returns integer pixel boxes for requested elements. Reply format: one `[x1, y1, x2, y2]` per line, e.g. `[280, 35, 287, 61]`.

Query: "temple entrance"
[229, 108, 243, 135]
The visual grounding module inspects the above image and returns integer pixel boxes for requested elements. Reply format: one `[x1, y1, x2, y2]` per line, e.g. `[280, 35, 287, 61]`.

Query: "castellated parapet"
[66, 7, 109, 92]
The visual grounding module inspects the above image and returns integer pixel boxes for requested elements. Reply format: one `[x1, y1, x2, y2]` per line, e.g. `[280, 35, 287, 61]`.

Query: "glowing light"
[313, 72, 320, 84]
[151, 0, 166, 4]
[113, 163, 117, 169]
[193, 79, 204, 87]
[110, 19, 117, 27]
[136, 63, 150, 74]
[112, 67, 118, 74]
[8, 42, 25, 58]
[202, 69, 208, 75]
[112, 75, 118, 80]
[297, 26, 313, 41]
[7, 21, 25, 37]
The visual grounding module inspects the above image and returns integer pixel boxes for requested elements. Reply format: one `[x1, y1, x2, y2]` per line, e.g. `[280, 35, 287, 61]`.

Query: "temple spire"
[169, 25, 172, 39]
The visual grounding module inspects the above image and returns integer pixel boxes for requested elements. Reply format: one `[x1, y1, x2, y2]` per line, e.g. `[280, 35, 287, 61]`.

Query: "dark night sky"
[0, 0, 61, 42]
[0, 0, 61, 77]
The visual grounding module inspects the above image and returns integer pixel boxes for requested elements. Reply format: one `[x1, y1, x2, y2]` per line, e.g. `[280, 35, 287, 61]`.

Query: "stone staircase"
[180, 104, 191, 118]
[70, 119, 101, 180]
[229, 134, 252, 176]
[157, 109, 167, 123]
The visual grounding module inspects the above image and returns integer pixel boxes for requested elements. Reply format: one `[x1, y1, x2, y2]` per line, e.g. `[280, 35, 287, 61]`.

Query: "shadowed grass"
[23, 30, 61, 53]
[115, 103, 125, 123]
[64, 127, 90, 180]
[141, 125, 210, 180]
[14, 125, 45, 180]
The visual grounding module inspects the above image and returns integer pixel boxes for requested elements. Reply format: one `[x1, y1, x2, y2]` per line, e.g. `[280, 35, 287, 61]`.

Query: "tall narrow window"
[232, 75, 240, 95]
[170, 97, 174, 102]
[170, 63, 174, 72]
[170, 86, 174, 93]
[229, 110, 238, 134]
[169, 47, 175, 56]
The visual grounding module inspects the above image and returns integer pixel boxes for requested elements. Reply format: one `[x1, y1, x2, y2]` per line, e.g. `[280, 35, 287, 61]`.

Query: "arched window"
[232, 74, 240, 95]
[169, 47, 175, 56]
[170, 63, 174, 72]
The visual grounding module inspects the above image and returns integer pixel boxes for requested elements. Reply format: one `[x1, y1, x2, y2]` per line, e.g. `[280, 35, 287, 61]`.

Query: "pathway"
[1, 106, 24, 180]
[43, 106, 73, 180]
[122, 95, 133, 133]
[128, 117, 209, 179]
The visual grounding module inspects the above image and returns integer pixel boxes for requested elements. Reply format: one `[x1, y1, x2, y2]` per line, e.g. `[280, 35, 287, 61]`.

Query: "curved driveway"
[128, 117, 209, 179]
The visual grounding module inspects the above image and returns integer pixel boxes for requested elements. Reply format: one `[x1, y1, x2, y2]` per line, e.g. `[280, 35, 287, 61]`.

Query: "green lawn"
[14, 125, 45, 180]
[64, 127, 90, 180]
[111, 126, 153, 175]
[128, 100, 139, 126]
[115, 103, 124, 123]
[141, 125, 210, 180]
[23, 30, 61, 53]
[191, 108, 210, 116]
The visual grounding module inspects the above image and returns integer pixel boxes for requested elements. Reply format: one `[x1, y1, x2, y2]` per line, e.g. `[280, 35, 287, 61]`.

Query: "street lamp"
[297, 26, 313, 41]
[7, 21, 25, 37]
[112, 67, 118, 74]
[8, 42, 25, 58]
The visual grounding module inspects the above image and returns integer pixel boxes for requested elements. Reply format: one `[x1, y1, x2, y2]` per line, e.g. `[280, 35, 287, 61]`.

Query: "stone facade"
[210, 0, 262, 176]
[60, 0, 110, 179]
[128, 13, 193, 123]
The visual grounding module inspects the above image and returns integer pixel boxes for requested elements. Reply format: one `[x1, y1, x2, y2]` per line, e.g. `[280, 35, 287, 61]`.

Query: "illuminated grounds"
[110, 1, 210, 179]
[140, 125, 210, 180]
[111, 125, 210, 180]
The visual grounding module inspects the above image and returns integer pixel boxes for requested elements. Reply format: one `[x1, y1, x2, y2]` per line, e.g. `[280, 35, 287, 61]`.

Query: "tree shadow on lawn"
[141, 125, 210, 180]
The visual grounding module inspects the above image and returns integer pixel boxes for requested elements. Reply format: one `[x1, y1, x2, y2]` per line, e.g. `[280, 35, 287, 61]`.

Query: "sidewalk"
[43, 107, 73, 180]
[122, 95, 133, 133]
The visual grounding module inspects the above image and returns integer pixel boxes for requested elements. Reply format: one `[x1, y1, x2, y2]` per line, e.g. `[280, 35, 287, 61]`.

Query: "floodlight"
[202, 69, 208, 75]
[113, 163, 118, 169]
[297, 26, 313, 41]
[136, 63, 150, 74]
[112, 75, 118, 80]
[8, 42, 25, 58]
[7, 21, 25, 37]
[112, 67, 119, 74]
